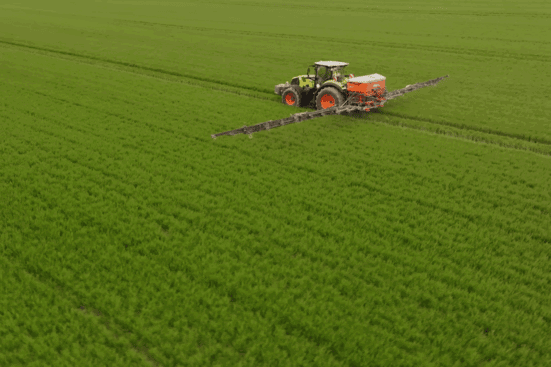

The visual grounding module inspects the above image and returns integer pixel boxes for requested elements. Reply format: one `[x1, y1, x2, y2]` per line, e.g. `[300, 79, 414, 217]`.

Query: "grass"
[1, 1, 550, 366]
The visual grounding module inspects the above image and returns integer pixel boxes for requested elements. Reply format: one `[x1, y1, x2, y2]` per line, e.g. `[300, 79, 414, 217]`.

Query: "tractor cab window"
[337, 66, 348, 76]
[317, 66, 331, 81]
[333, 66, 349, 80]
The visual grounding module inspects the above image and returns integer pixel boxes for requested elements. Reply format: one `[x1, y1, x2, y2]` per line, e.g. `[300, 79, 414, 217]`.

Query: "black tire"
[315, 87, 344, 110]
[281, 88, 301, 107]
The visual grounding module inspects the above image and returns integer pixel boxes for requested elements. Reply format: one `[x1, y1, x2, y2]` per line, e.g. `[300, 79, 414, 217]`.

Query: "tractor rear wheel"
[282, 88, 301, 107]
[316, 88, 344, 110]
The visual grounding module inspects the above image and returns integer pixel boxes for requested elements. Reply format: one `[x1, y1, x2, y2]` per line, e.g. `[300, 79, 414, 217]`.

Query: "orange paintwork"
[320, 94, 336, 109]
[285, 92, 296, 105]
[346, 79, 386, 95]
[347, 79, 386, 112]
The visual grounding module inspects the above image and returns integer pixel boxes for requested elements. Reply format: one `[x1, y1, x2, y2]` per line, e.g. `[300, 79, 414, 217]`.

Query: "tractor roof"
[314, 61, 349, 68]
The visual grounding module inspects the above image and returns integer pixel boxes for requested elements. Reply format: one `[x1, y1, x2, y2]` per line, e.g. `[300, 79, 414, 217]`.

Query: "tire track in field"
[0, 39, 276, 100]
[6, 27, 545, 152]
[3, 40, 549, 157]
[186, 1, 551, 19]
[114, 19, 551, 63]
[370, 110, 551, 157]
[378, 110, 551, 146]
[4, 3, 551, 45]
[3, 1, 550, 20]
[2, 37, 550, 153]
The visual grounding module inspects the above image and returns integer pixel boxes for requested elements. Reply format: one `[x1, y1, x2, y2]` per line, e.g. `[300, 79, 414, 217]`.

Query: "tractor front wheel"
[316, 88, 344, 110]
[282, 88, 301, 107]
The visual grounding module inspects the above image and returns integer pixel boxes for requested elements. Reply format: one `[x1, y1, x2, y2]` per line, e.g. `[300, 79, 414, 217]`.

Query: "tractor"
[274, 60, 387, 111]
[211, 64, 448, 138]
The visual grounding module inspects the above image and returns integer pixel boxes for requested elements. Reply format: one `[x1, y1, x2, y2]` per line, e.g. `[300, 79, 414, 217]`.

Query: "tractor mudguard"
[287, 85, 303, 94]
[275, 82, 291, 95]
[320, 80, 346, 91]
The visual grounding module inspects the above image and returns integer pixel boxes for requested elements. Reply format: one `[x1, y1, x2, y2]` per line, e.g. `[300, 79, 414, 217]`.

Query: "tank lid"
[348, 74, 386, 83]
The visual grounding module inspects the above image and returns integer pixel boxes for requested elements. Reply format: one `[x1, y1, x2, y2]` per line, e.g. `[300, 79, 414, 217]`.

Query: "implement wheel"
[316, 88, 344, 110]
[282, 88, 301, 107]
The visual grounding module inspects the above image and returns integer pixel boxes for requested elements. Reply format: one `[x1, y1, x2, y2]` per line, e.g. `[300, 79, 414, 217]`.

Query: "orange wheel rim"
[285, 93, 295, 105]
[320, 94, 335, 109]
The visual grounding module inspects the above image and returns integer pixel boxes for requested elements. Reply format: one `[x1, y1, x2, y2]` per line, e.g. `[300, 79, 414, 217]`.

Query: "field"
[1, 0, 551, 366]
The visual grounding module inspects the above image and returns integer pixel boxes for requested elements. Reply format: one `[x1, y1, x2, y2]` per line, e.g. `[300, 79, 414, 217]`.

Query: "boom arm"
[211, 75, 449, 139]
[384, 75, 449, 101]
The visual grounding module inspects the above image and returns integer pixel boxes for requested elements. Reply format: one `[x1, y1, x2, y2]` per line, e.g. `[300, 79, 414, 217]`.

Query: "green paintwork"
[289, 67, 353, 91]
[291, 75, 349, 90]
[295, 75, 315, 88]
[322, 79, 347, 90]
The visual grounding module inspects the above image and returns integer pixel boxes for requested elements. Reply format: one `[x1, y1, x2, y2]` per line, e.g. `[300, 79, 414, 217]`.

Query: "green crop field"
[1, 1, 550, 366]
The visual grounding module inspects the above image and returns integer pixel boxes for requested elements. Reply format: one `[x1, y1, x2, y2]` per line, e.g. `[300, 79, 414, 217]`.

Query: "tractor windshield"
[317, 65, 352, 82]
[329, 66, 352, 82]
[333, 66, 350, 78]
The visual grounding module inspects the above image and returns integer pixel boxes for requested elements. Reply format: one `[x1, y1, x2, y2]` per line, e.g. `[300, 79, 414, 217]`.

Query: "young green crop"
[1, 1, 551, 366]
